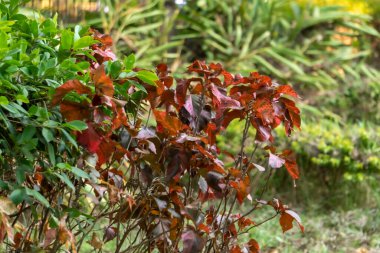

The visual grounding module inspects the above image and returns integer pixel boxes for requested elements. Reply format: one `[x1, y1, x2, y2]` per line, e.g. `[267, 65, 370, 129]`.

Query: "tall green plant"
[86, 0, 185, 69]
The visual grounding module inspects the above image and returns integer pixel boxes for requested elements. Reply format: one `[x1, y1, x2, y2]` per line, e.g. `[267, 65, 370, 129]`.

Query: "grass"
[244, 208, 380, 253]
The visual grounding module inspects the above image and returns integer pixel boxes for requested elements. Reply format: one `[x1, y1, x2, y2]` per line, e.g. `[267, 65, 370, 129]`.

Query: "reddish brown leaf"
[253, 97, 274, 125]
[153, 110, 182, 136]
[210, 84, 240, 109]
[96, 139, 127, 166]
[279, 212, 293, 233]
[92, 65, 114, 97]
[91, 29, 113, 48]
[221, 109, 245, 129]
[60, 101, 91, 122]
[279, 210, 304, 233]
[276, 85, 298, 98]
[229, 176, 250, 204]
[247, 239, 260, 253]
[231, 246, 242, 253]
[285, 160, 299, 180]
[52, 80, 92, 106]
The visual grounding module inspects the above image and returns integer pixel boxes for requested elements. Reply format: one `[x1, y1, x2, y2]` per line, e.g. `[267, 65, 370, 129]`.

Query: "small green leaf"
[110, 60, 123, 79]
[137, 70, 158, 86]
[42, 128, 54, 143]
[9, 188, 27, 205]
[64, 120, 88, 131]
[61, 129, 78, 149]
[73, 36, 97, 50]
[47, 143, 56, 165]
[124, 54, 135, 70]
[0, 96, 9, 105]
[26, 188, 50, 207]
[71, 167, 90, 180]
[55, 172, 75, 191]
[16, 94, 29, 104]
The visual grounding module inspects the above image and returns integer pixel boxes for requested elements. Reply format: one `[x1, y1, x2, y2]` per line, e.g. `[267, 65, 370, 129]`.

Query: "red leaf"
[284, 159, 299, 180]
[182, 229, 205, 253]
[221, 109, 245, 128]
[250, 118, 273, 142]
[52, 79, 92, 106]
[76, 123, 102, 153]
[268, 153, 285, 169]
[210, 84, 240, 109]
[222, 70, 234, 86]
[92, 65, 114, 97]
[176, 78, 199, 108]
[281, 98, 301, 130]
[253, 97, 274, 125]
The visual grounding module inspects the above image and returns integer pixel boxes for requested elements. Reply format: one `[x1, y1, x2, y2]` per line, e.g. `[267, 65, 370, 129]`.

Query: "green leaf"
[55, 172, 75, 191]
[71, 167, 90, 180]
[47, 143, 56, 165]
[42, 128, 54, 143]
[9, 188, 26, 205]
[63, 120, 88, 131]
[20, 126, 36, 143]
[73, 36, 97, 50]
[16, 94, 29, 104]
[61, 129, 78, 149]
[16, 162, 33, 184]
[137, 70, 158, 86]
[26, 188, 50, 207]
[110, 60, 123, 79]
[0, 96, 9, 105]
[61, 29, 74, 50]
[124, 54, 135, 70]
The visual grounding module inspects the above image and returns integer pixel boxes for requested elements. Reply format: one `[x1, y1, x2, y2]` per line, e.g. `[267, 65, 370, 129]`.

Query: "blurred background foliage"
[23, 0, 380, 251]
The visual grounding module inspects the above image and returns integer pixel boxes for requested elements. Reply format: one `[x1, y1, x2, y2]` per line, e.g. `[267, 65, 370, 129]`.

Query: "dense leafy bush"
[0, 2, 305, 252]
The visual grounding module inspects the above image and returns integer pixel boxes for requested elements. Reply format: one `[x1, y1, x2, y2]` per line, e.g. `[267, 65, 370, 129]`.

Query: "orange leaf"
[153, 110, 182, 136]
[276, 85, 298, 98]
[92, 65, 114, 97]
[247, 239, 260, 253]
[279, 210, 304, 233]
